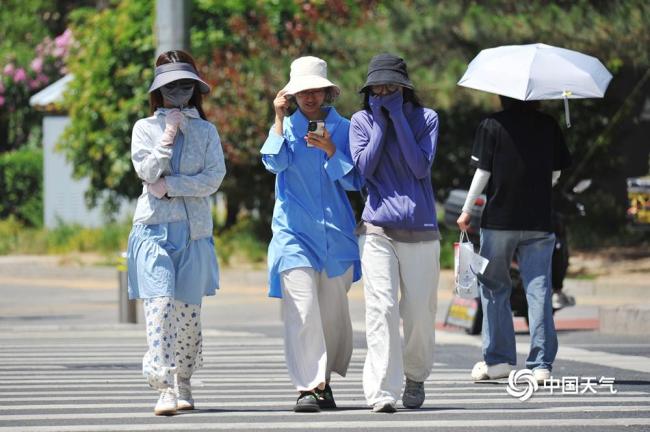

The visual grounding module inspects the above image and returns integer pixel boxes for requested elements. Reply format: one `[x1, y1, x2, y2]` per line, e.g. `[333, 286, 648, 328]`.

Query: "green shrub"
[215, 217, 267, 267]
[0, 216, 48, 254]
[0, 147, 43, 227]
[0, 217, 131, 256]
[438, 226, 456, 270]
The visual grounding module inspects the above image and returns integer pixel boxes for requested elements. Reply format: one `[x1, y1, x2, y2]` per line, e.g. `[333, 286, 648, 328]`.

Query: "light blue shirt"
[261, 107, 362, 298]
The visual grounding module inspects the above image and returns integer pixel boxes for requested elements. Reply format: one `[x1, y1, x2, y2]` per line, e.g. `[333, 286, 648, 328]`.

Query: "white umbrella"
[457, 43, 613, 127]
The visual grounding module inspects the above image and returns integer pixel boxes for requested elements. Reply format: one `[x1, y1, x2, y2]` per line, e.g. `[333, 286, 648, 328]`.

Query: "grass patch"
[1, 216, 456, 271]
[0, 217, 131, 258]
[569, 273, 599, 280]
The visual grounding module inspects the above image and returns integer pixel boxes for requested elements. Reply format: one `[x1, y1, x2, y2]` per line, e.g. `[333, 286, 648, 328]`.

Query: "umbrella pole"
[563, 91, 572, 128]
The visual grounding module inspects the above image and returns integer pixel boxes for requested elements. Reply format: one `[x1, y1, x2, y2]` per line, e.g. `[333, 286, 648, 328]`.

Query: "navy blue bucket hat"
[360, 53, 414, 93]
[149, 62, 211, 94]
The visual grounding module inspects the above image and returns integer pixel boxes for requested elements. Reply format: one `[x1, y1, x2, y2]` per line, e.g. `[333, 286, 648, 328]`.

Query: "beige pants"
[280, 267, 353, 391]
[359, 234, 440, 405]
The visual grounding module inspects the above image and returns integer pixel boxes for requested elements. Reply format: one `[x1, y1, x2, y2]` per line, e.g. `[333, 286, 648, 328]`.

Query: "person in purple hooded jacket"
[349, 53, 441, 413]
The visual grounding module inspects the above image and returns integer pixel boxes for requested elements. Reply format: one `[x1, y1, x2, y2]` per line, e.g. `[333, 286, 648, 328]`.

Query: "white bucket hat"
[282, 56, 340, 98]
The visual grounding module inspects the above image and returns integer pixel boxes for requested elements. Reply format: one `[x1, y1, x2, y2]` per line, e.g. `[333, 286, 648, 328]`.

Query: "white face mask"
[160, 80, 195, 107]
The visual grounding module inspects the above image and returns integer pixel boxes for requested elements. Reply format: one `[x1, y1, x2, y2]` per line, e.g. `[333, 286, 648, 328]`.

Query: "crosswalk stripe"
[1, 391, 646, 402]
[0, 374, 473, 384]
[1, 405, 649, 422]
[2, 328, 648, 431]
[5, 396, 649, 410]
[1, 418, 650, 431]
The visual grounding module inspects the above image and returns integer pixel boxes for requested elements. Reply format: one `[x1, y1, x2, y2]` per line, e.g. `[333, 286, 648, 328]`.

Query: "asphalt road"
[0, 257, 649, 431]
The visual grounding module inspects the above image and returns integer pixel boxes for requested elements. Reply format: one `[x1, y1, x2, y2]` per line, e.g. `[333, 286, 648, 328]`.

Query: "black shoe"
[294, 391, 321, 413]
[315, 384, 337, 409]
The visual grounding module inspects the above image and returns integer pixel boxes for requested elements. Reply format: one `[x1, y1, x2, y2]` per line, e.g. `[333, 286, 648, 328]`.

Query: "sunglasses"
[370, 84, 400, 95]
[295, 89, 326, 98]
[163, 79, 196, 90]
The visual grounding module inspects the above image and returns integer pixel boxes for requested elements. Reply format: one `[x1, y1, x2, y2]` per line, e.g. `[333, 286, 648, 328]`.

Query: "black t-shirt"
[470, 108, 572, 231]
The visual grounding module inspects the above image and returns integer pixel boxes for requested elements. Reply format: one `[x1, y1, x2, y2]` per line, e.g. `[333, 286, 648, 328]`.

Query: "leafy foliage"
[0, 0, 90, 152]
[59, 0, 154, 212]
[53, 0, 650, 242]
[0, 147, 43, 227]
[325, 0, 650, 235]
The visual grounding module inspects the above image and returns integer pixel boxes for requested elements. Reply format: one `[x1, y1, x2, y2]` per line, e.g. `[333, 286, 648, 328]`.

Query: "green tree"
[60, 0, 374, 227]
[325, 0, 650, 239]
[56, 0, 649, 242]
[59, 0, 154, 213]
[192, 0, 376, 235]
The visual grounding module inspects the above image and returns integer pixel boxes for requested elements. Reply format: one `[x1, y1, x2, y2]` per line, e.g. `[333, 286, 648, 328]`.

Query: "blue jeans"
[478, 229, 558, 371]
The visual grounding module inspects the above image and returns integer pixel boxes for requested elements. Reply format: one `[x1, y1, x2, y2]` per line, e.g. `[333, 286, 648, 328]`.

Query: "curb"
[599, 304, 650, 335]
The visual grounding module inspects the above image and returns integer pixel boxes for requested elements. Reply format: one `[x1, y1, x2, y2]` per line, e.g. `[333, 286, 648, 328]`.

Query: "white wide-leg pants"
[280, 267, 353, 391]
[359, 234, 440, 406]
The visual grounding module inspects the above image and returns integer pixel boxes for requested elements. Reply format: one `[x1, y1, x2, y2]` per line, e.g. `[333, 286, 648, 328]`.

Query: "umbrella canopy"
[457, 43, 612, 127]
[457, 43, 612, 100]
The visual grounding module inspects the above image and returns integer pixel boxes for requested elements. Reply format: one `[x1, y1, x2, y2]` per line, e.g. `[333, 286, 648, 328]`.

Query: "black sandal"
[294, 391, 321, 413]
[315, 383, 336, 409]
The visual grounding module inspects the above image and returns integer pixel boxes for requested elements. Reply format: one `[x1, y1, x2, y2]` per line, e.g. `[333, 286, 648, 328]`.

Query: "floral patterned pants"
[142, 297, 203, 389]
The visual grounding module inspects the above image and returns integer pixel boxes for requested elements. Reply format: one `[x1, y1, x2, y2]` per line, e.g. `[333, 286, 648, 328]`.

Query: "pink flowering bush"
[0, 28, 73, 155]
[0, 28, 73, 110]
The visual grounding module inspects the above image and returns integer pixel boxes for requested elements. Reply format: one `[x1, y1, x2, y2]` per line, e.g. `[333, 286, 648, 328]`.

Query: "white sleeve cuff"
[462, 168, 491, 213]
[552, 170, 561, 186]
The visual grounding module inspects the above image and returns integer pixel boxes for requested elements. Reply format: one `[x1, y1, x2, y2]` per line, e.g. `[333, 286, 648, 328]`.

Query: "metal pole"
[118, 252, 137, 323]
[155, 0, 190, 55]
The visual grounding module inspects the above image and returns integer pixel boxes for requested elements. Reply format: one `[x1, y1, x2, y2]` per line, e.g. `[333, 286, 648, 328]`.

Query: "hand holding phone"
[307, 120, 325, 147]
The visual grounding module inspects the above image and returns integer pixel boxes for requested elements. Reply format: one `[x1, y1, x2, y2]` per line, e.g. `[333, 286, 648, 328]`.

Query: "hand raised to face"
[273, 89, 291, 119]
[369, 95, 383, 113]
[380, 89, 404, 115]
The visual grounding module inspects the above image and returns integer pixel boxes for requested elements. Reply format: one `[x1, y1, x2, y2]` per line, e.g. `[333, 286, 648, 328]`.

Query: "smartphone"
[307, 120, 325, 147]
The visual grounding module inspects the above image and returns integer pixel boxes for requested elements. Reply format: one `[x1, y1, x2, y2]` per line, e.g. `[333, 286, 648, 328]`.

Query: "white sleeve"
[131, 121, 173, 184]
[462, 168, 491, 213]
[552, 170, 561, 186]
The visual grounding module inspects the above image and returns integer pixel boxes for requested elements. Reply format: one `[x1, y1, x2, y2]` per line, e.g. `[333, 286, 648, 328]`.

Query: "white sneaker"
[552, 291, 575, 309]
[471, 361, 514, 381]
[533, 368, 551, 384]
[372, 400, 397, 413]
[176, 377, 195, 410]
[154, 387, 178, 416]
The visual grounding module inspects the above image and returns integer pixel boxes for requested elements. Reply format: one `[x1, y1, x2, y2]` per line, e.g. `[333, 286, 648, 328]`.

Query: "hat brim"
[149, 70, 211, 94]
[359, 70, 414, 93]
[283, 75, 340, 99]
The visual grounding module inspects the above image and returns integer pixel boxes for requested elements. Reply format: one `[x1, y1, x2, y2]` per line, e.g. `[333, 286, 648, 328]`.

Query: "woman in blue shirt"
[261, 56, 362, 413]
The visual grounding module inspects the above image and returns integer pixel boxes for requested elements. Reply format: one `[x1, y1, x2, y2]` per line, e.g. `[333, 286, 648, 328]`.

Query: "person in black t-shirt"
[457, 96, 572, 384]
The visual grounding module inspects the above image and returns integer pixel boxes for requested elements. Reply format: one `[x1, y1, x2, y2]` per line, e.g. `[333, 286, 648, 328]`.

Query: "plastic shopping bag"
[454, 231, 489, 298]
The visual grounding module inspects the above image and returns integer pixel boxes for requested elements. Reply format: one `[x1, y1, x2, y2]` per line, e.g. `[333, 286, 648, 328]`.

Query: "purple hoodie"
[349, 93, 439, 231]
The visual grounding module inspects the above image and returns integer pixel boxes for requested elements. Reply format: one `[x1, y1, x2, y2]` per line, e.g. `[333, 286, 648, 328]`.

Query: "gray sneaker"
[402, 378, 425, 409]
